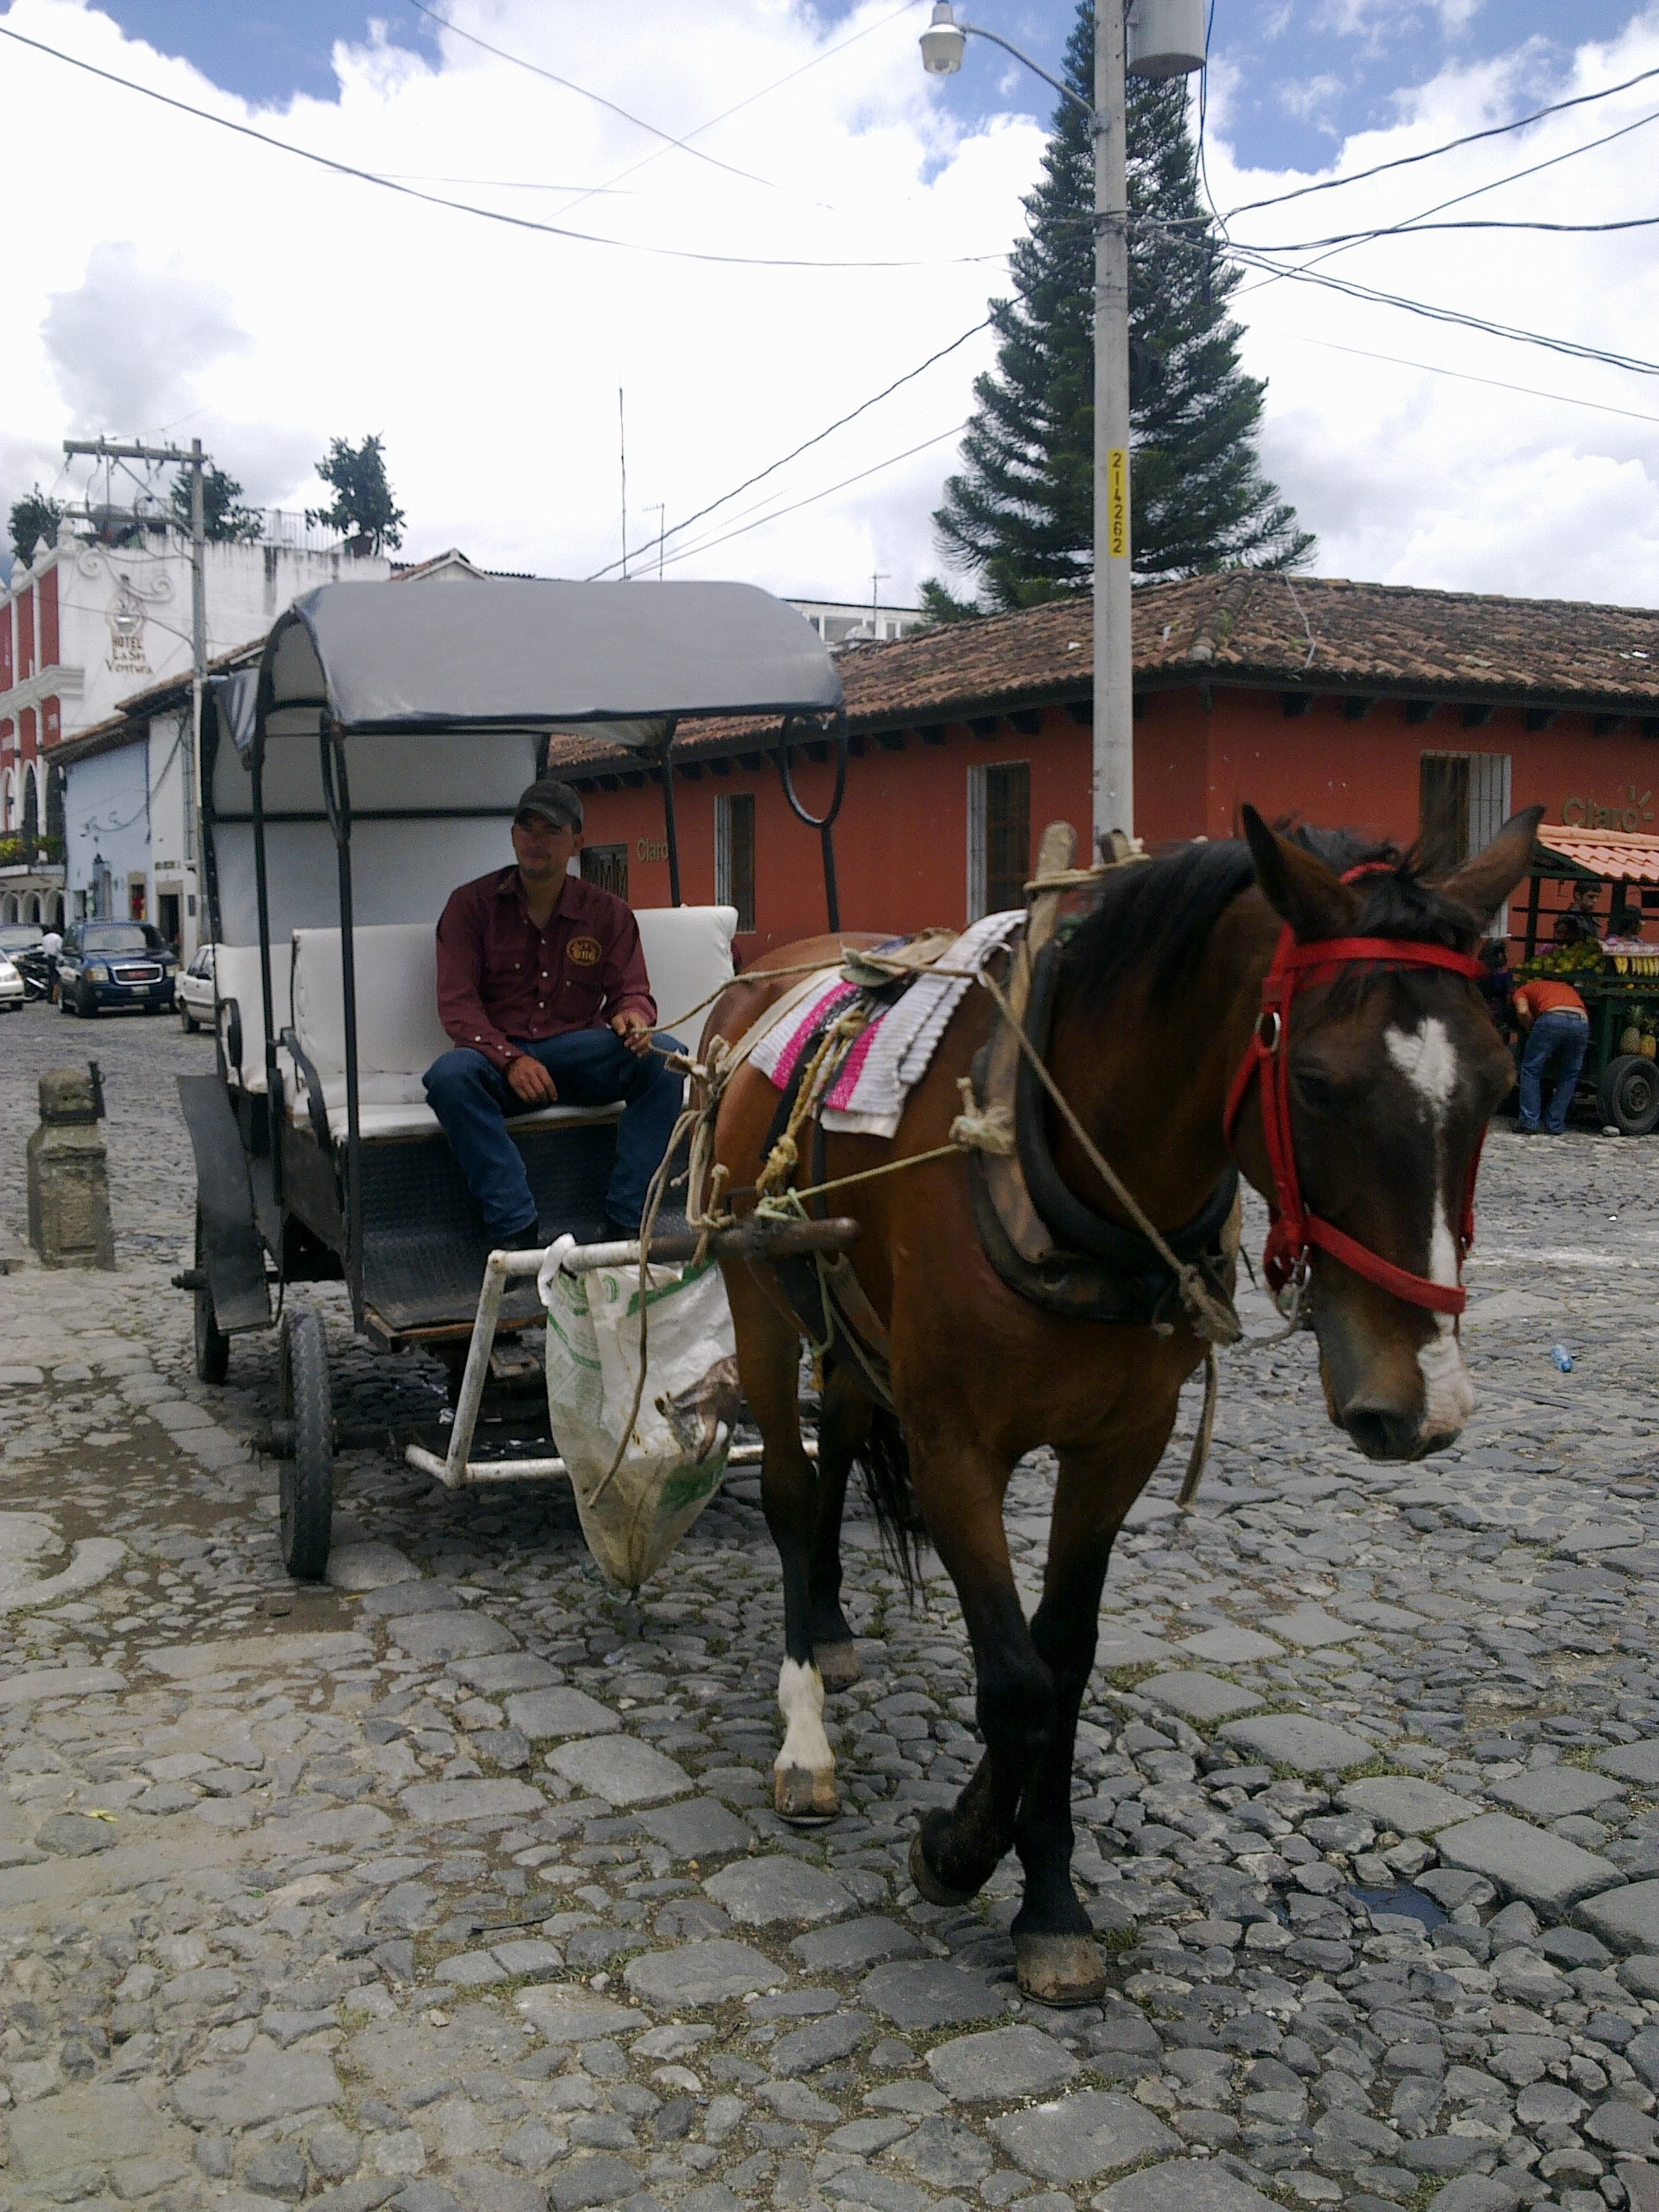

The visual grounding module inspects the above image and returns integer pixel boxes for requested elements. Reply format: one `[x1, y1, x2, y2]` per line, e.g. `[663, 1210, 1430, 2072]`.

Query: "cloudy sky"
[1, 0, 1656, 610]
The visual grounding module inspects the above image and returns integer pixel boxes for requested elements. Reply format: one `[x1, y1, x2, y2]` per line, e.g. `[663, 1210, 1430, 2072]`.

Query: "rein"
[1223, 885, 1487, 1318]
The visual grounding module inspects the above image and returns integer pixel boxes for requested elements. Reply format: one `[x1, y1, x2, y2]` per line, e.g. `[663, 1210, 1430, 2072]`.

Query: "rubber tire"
[60, 987, 75, 1016]
[1596, 1052, 1659, 1137]
[182, 1009, 199, 1033]
[277, 1307, 334, 1581]
[193, 1204, 230, 1385]
[78, 986, 95, 1018]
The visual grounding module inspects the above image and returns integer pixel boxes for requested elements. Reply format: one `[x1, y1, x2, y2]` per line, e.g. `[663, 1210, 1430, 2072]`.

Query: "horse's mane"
[1060, 826, 1486, 1013]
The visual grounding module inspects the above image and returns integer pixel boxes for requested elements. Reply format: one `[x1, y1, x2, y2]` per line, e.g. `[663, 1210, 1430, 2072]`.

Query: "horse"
[701, 805, 1541, 2007]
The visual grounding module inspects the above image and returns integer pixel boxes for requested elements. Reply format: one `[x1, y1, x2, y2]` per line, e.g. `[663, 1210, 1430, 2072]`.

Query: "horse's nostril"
[1344, 1403, 1423, 1461]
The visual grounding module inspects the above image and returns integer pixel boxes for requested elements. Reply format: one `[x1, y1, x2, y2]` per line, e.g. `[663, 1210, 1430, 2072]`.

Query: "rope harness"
[1222, 885, 1487, 1318]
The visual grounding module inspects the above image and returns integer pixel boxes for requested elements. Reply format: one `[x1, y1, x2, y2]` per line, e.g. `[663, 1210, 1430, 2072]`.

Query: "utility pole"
[870, 569, 889, 640]
[1094, 4, 1132, 847]
[918, 2, 1207, 847]
[62, 433, 210, 885]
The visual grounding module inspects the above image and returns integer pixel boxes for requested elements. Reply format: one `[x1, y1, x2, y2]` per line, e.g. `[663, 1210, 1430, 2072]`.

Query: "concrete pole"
[187, 439, 206, 884]
[1092, 0, 1133, 849]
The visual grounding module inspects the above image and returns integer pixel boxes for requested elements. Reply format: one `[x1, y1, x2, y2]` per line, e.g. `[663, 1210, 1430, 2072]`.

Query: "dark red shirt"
[435, 868, 656, 1073]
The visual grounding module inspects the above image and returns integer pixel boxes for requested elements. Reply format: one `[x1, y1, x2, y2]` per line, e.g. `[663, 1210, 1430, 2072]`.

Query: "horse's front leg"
[725, 1266, 838, 1822]
[1009, 1427, 1172, 2004]
[904, 1435, 1049, 1912]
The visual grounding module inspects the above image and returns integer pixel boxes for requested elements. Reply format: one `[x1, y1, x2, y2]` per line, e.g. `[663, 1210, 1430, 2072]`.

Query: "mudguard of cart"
[177, 1073, 271, 1331]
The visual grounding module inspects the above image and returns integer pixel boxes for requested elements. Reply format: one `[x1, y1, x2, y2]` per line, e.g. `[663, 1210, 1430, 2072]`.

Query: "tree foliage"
[306, 434, 405, 554]
[9, 487, 64, 567]
[924, 2, 1312, 616]
[169, 463, 264, 543]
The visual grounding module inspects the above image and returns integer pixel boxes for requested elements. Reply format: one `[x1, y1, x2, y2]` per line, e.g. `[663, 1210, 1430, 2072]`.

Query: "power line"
[0, 24, 1005, 272]
[1221, 59, 1659, 221]
[1249, 326, 1659, 428]
[403, 0, 806, 206]
[654, 423, 969, 572]
[1237, 212, 1659, 251]
[548, 0, 922, 223]
[1224, 249, 1659, 378]
[585, 317, 992, 579]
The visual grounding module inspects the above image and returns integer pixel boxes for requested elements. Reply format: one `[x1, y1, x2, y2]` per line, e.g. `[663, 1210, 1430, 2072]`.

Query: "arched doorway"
[45, 762, 64, 845]
[1, 895, 17, 923]
[20, 768, 38, 844]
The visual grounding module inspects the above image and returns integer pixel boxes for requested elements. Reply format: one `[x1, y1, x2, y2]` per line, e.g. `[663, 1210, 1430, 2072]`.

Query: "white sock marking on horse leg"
[1385, 1016, 1475, 1435]
[775, 1657, 831, 1777]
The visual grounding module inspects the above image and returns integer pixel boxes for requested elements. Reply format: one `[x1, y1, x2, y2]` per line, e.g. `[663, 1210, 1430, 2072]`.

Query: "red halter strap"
[1222, 897, 1487, 1317]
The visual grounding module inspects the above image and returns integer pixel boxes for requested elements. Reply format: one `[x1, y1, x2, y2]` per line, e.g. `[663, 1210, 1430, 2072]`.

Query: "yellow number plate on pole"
[1107, 447, 1129, 558]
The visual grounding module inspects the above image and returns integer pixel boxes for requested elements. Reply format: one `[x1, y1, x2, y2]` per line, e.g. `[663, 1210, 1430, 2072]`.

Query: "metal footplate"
[404, 1215, 856, 1490]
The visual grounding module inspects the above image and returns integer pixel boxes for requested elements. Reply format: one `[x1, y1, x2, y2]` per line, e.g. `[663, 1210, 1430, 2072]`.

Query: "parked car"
[57, 921, 178, 1017]
[178, 942, 216, 1032]
[0, 950, 23, 1011]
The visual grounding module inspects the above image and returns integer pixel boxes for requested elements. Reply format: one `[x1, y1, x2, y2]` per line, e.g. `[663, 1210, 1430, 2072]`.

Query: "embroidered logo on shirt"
[568, 936, 602, 968]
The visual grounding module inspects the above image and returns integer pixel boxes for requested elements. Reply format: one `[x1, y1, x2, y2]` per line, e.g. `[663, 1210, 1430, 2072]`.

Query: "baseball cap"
[515, 778, 585, 832]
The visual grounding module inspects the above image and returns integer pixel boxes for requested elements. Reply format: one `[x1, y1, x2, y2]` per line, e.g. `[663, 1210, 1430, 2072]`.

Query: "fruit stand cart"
[1512, 825, 1659, 1134]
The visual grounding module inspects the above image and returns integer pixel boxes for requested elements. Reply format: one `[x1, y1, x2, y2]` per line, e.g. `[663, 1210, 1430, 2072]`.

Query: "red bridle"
[1222, 884, 1487, 1317]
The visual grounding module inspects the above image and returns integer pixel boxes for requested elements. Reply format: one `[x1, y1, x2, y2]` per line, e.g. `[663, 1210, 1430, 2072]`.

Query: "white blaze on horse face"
[1385, 1016, 1476, 1437]
[775, 1657, 833, 1780]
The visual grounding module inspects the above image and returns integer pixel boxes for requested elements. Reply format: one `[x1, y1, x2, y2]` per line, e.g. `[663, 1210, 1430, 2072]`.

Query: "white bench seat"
[282, 907, 736, 1148]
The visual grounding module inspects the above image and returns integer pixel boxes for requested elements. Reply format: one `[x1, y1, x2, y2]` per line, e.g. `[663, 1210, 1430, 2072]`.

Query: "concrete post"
[26, 1066, 115, 1270]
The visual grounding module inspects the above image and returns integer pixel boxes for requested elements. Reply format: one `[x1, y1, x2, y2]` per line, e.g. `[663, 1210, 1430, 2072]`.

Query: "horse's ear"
[1435, 805, 1545, 922]
[1241, 805, 1358, 942]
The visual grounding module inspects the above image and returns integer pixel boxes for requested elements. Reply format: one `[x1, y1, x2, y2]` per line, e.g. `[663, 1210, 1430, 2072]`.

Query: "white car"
[0, 953, 23, 1011]
[178, 943, 216, 1032]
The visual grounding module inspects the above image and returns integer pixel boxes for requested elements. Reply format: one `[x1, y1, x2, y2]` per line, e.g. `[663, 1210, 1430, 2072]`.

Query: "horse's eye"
[1294, 1068, 1340, 1114]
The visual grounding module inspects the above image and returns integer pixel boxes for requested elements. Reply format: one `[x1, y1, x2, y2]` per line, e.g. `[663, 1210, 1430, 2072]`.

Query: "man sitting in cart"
[424, 778, 683, 1245]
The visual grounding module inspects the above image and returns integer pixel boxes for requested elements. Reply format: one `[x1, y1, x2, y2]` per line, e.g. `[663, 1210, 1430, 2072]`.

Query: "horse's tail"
[850, 1398, 925, 1604]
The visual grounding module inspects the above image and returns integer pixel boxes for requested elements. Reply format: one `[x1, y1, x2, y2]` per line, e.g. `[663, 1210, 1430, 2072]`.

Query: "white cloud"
[1278, 72, 1346, 125]
[41, 239, 250, 434]
[3, 0, 1656, 617]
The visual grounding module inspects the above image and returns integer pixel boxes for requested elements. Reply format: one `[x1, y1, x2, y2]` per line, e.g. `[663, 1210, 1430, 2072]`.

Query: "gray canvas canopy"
[259, 577, 842, 741]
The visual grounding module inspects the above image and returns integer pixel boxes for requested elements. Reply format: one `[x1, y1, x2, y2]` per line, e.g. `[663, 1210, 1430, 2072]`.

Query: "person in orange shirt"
[1511, 975, 1590, 1134]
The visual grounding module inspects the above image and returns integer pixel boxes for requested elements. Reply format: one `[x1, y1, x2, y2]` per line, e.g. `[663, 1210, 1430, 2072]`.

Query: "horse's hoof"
[774, 1765, 838, 1824]
[1014, 1931, 1108, 2008]
[814, 1640, 863, 1694]
[908, 1826, 978, 1907]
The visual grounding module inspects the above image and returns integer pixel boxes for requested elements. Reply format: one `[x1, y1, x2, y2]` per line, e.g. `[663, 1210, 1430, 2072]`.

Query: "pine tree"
[9, 487, 63, 567]
[925, 2, 1311, 614]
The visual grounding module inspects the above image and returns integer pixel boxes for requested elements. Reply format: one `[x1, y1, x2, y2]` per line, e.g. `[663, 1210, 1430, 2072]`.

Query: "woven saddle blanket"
[746, 910, 1023, 1139]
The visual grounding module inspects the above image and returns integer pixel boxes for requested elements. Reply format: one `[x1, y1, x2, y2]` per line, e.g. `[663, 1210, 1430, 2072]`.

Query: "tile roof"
[1536, 827, 1659, 884]
[553, 571, 1659, 777]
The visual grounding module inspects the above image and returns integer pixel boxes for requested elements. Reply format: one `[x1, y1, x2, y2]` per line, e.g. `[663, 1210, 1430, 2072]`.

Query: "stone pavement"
[5, 1000, 1659, 2212]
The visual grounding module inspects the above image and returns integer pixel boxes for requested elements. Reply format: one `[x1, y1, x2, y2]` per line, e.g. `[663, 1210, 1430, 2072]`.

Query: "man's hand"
[612, 1010, 654, 1057]
[507, 1054, 558, 1104]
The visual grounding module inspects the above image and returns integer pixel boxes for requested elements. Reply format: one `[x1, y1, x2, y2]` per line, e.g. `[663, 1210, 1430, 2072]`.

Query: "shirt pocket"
[557, 972, 607, 1026]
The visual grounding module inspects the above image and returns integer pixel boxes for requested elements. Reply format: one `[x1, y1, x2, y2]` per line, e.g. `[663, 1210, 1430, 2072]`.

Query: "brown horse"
[702, 806, 1540, 2006]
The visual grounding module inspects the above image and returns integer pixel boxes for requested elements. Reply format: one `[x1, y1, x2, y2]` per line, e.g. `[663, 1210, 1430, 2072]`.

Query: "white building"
[0, 511, 390, 841]
[787, 597, 924, 648]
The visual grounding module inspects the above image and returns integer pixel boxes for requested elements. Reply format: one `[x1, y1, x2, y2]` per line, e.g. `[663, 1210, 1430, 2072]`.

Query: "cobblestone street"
[7, 998, 1659, 2212]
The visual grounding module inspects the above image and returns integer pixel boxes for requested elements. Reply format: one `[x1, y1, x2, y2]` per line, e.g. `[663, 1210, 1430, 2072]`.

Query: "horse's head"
[1237, 805, 1541, 1462]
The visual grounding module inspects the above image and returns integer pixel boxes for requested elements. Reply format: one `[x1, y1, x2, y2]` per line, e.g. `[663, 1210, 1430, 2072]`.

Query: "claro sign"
[1562, 785, 1655, 832]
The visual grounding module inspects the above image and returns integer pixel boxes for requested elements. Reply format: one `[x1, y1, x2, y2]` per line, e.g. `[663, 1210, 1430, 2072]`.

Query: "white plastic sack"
[538, 1237, 741, 1592]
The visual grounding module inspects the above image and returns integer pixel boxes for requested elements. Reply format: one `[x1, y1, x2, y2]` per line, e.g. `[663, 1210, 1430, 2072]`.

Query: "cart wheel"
[193, 1204, 230, 1385]
[1597, 1052, 1659, 1137]
[277, 1307, 334, 1581]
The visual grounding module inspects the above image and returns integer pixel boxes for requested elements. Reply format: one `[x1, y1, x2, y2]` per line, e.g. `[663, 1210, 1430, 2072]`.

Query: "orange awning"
[1534, 826, 1659, 885]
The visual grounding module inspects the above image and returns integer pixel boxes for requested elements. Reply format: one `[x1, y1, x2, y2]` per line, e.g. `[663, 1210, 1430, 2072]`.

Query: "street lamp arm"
[954, 20, 1096, 120]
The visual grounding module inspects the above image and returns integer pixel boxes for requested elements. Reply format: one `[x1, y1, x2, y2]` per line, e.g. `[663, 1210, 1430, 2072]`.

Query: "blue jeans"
[423, 1028, 684, 1240]
[1518, 1011, 1589, 1133]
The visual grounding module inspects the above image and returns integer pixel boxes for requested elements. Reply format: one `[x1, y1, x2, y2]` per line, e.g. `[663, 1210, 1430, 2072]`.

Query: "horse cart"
[1513, 825, 1659, 1134]
[176, 577, 855, 1583]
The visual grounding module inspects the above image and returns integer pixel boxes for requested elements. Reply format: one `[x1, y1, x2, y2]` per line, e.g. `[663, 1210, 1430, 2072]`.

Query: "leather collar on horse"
[1223, 865, 1486, 1318]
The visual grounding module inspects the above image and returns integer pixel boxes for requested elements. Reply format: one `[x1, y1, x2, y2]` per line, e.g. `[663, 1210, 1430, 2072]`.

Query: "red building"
[549, 572, 1659, 958]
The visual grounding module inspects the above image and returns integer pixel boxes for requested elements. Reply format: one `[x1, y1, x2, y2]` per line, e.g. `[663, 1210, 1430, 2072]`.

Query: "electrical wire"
[650, 423, 970, 572]
[404, 0, 809, 206]
[1236, 212, 1659, 250]
[548, 0, 922, 223]
[585, 317, 992, 579]
[1249, 327, 1659, 427]
[1221, 248, 1659, 377]
[1221, 58, 1659, 220]
[0, 24, 1005, 272]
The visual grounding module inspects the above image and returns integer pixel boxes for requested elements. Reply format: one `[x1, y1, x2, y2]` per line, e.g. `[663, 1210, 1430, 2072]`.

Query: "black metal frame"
[210, 618, 850, 1348]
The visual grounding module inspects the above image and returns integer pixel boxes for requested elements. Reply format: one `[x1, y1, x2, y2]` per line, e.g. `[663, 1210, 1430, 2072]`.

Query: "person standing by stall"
[1512, 973, 1592, 1134]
